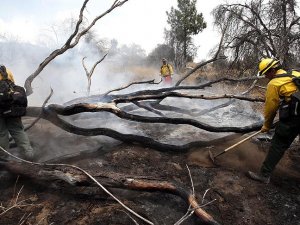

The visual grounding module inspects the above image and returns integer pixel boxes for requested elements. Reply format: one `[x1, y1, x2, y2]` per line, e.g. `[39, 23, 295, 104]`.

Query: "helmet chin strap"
[257, 72, 264, 78]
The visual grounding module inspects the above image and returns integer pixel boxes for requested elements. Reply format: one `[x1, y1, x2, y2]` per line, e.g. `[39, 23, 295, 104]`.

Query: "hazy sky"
[0, 0, 224, 61]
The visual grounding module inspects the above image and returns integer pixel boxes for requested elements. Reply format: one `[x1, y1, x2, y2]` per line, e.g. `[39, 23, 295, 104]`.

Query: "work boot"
[247, 171, 270, 184]
[24, 150, 35, 161]
[0, 151, 9, 161]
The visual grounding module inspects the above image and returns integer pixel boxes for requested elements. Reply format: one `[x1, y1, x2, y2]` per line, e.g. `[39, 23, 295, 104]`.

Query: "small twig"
[133, 101, 165, 116]
[186, 164, 195, 195]
[11, 176, 20, 205]
[118, 210, 140, 225]
[197, 199, 217, 209]
[175, 168, 217, 225]
[18, 212, 27, 224]
[0, 184, 37, 217]
[174, 199, 217, 225]
[241, 79, 258, 95]
[174, 165, 196, 225]
[255, 85, 267, 90]
[174, 205, 194, 225]
[82, 53, 108, 95]
[103, 79, 158, 96]
[36, 215, 47, 225]
[18, 212, 32, 225]
[0, 199, 31, 216]
[202, 188, 211, 204]
[14, 186, 24, 205]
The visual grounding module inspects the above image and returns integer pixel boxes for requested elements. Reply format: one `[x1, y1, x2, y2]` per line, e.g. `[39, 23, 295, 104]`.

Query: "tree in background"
[147, 44, 175, 66]
[83, 31, 110, 56]
[213, 0, 300, 70]
[165, 0, 206, 69]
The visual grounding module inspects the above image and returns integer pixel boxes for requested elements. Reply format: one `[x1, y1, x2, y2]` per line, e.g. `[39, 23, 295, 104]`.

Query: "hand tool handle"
[215, 130, 262, 158]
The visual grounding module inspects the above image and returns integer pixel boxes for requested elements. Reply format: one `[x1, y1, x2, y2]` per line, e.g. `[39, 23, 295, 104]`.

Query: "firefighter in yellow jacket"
[160, 58, 174, 85]
[0, 65, 34, 160]
[248, 58, 300, 184]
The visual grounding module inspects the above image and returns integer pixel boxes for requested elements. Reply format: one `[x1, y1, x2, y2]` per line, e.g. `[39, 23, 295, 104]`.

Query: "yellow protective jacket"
[263, 69, 300, 129]
[0, 68, 15, 83]
[160, 64, 174, 77]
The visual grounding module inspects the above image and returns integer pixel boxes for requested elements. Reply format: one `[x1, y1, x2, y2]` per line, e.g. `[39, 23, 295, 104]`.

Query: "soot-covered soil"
[0, 119, 299, 225]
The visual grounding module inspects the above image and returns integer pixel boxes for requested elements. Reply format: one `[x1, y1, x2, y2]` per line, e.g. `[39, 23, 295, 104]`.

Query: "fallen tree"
[24, 76, 264, 152]
[1, 1, 268, 225]
[10, 0, 264, 152]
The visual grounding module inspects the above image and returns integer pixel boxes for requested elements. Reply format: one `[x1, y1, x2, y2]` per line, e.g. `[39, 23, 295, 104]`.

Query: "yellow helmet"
[258, 58, 280, 76]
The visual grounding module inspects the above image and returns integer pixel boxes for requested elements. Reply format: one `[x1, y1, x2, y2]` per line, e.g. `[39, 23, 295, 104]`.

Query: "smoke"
[0, 38, 157, 160]
[0, 39, 152, 106]
[0, 38, 264, 162]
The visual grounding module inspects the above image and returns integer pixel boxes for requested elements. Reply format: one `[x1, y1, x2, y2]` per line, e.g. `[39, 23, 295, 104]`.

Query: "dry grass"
[128, 65, 158, 81]
[107, 64, 158, 82]
[0, 177, 41, 225]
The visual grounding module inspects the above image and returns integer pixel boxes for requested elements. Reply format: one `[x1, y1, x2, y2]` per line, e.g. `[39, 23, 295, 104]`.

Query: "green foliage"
[83, 33, 147, 67]
[147, 44, 175, 66]
[165, 0, 206, 67]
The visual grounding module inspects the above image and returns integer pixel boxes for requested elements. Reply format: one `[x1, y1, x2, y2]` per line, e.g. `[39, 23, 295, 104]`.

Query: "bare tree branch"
[25, 88, 53, 131]
[175, 27, 227, 86]
[82, 53, 108, 95]
[103, 79, 159, 96]
[24, 0, 128, 95]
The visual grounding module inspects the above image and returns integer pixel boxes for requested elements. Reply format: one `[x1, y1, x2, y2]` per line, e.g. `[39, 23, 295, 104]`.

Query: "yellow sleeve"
[6, 68, 15, 83]
[169, 64, 174, 75]
[263, 83, 280, 129]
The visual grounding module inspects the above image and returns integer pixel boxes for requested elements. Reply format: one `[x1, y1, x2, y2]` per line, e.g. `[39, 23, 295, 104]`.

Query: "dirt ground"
[0, 118, 299, 225]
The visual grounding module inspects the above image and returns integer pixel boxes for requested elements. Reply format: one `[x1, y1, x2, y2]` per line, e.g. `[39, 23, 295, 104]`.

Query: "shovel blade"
[208, 149, 215, 163]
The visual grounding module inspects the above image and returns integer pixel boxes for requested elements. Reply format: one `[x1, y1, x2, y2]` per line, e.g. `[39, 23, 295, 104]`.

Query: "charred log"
[24, 76, 263, 153]
[24, 105, 261, 152]
[1, 161, 221, 225]
[28, 103, 262, 133]
[25, 108, 215, 152]
[65, 76, 260, 105]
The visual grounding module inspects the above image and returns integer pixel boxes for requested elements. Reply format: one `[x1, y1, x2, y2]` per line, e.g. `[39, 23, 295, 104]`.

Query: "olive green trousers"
[0, 116, 33, 155]
[261, 116, 300, 175]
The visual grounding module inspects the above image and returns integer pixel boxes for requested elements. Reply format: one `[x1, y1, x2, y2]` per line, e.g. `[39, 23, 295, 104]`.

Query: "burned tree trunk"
[1, 160, 221, 225]
[24, 76, 264, 152]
